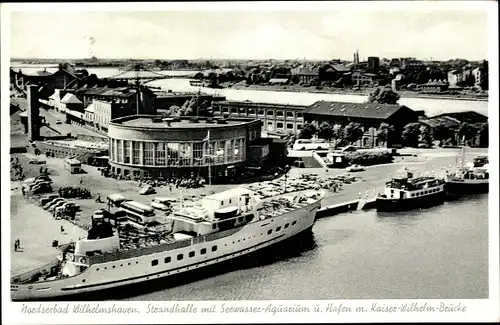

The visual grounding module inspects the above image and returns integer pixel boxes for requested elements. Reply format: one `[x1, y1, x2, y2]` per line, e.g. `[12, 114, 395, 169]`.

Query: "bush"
[344, 151, 393, 166]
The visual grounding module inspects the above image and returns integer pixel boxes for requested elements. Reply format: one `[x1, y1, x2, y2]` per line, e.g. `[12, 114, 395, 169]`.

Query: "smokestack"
[27, 85, 40, 141]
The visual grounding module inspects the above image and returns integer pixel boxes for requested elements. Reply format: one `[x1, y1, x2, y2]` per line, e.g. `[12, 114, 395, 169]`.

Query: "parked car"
[29, 159, 46, 164]
[346, 164, 365, 172]
[32, 183, 52, 194]
[48, 200, 66, 213]
[44, 198, 65, 210]
[39, 194, 60, 206]
[35, 175, 52, 183]
[139, 185, 156, 195]
[151, 197, 175, 211]
[56, 119, 62, 124]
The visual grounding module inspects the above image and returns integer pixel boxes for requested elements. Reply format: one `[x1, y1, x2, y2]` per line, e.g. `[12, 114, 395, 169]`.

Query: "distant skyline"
[9, 9, 489, 61]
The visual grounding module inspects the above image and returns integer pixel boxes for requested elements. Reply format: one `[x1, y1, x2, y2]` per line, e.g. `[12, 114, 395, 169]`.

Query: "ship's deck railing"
[88, 226, 241, 264]
[11, 260, 60, 284]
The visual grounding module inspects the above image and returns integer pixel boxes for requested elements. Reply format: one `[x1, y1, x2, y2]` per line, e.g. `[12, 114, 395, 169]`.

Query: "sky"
[9, 9, 490, 61]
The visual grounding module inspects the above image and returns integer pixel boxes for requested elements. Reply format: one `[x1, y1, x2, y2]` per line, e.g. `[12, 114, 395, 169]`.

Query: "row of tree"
[402, 121, 489, 148]
[298, 120, 489, 149]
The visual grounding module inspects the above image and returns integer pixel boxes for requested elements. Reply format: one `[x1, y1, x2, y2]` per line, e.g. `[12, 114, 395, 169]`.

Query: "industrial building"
[212, 101, 306, 135]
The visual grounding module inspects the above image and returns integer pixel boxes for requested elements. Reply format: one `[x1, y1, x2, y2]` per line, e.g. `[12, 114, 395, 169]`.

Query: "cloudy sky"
[9, 8, 489, 61]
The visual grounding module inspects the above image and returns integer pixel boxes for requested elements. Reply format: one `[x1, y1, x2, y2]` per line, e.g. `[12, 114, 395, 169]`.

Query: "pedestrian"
[95, 194, 102, 203]
[14, 241, 18, 252]
[80, 178, 83, 185]
[21, 187, 25, 196]
[60, 226, 64, 234]
[16, 238, 20, 249]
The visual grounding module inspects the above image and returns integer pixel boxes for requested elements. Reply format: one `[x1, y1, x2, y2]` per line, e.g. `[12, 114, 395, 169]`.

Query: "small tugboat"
[445, 149, 489, 195]
[376, 168, 446, 212]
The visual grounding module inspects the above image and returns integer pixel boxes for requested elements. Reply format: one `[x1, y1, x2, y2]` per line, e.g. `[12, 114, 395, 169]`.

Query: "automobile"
[35, 175, 52, 183]
[32, 183, 52, 194]
[48, 200, 67, 213]
[151, 197, 175, 211]
[44, 198, 65, 210]
[56, 119, 62, 124]
[29, 159, 46, 164]
[39, 194, 60, 206]
[341, 145, 358, 152]
[139, 185, 156, 195]
[346, 164, 365, 172]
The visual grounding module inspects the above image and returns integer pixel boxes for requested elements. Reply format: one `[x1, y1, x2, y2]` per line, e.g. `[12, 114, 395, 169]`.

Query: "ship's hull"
[445, 180, 489, 196]
[12, 198, 321, 301]
[376, 191, 445, 212]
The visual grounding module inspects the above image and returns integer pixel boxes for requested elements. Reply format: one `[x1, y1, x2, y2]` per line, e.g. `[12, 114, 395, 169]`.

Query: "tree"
[343, 122, 364, 145]
[298, 123, 317, 139]
[376, 122, 393, 147]
[290, 75, 300, 85]
[317, 121, 334, 141]
[477, 122, 488, 147]
[419, 125, 434, 147]
[458, 122, 479, 145]
[432, 124, 457, 146]
[402, 123, 421, 147]
[194, 72, 204, 79]
[367, 87, 400, 104]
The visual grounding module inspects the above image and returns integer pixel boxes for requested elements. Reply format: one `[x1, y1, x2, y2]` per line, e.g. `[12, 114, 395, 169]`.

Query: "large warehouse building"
[107, 115, 266, 182]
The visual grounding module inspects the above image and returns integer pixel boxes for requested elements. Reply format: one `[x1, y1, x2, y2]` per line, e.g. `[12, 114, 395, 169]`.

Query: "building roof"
[65, 109, 84, 119]
[83, 87, 137, 98]
[305, 101, 407, 120]
[431, 111, 488, 123]
[420, 116, 461, 129]
[61, 93, 83, 104]
[295, 68, 318, 76]
[112, 115, 260, 129]
[330, 64, 351, 72]
[84, 103, 95, 113]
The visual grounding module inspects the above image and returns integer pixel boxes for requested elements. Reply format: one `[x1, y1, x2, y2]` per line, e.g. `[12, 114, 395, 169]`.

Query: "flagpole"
[205, 130, 211, 192]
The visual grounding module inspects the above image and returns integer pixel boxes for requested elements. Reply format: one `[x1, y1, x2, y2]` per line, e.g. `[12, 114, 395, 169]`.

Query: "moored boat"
[445, 149, 489, 195]
[11, 187, 325, 301]
[376, 168, 445, 212]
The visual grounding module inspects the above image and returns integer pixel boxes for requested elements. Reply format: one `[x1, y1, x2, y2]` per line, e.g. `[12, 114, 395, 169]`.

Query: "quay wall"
[316, 198, 376, 219]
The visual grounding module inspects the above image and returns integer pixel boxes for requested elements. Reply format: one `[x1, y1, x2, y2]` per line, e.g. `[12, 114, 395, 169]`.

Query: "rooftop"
[83, 87, 137, 98]
[111, 115, 260, 129]
[431, 111, 488, 123]
[305, 101, 408, 120]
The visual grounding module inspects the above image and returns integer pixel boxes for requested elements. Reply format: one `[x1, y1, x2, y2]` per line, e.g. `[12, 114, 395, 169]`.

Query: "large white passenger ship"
[11, 187, 324, 300]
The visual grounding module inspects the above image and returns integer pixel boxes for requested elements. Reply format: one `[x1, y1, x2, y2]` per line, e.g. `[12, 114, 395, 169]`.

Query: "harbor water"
[119, 194, 488, 301]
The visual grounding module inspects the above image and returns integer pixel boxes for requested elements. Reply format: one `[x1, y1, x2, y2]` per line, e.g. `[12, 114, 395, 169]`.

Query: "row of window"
[216, 107, 304, 119]
[109, 138, 246, 167]
[409, 187, 441, 197]
[91, 219, 300, 280]
[267, 121, 303, 131]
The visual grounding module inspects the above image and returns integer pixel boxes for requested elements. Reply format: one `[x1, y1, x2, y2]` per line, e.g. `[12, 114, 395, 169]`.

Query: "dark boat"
[445, 150, 489, 196]
[376, 168, 446, 212]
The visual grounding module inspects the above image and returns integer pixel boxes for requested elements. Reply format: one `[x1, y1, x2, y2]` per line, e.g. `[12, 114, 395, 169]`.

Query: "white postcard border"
[1, 1, 498, 324]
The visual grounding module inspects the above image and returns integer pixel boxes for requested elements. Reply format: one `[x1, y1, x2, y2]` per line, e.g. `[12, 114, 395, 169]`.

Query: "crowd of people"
[58, 186, 92, 199]
[10, 157, 25, 181]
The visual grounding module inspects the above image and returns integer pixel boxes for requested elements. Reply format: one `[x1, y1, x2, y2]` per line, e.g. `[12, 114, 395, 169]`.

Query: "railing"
[88, 226, 242, 264]
[11, 260, 59, 284]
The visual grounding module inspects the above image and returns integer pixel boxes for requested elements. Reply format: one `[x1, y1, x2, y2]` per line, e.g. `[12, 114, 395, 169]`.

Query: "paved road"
[40, 107, 103, 137]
